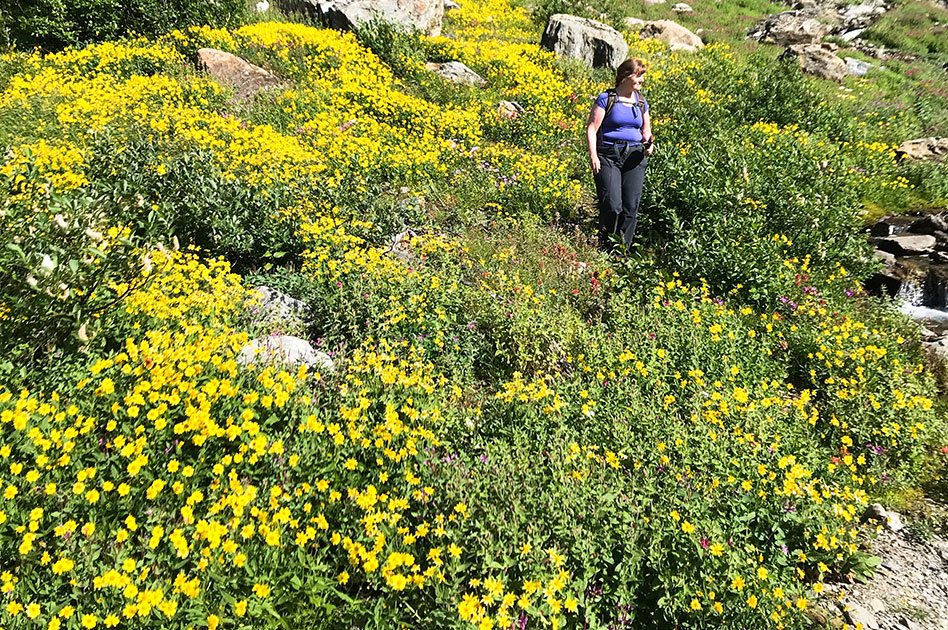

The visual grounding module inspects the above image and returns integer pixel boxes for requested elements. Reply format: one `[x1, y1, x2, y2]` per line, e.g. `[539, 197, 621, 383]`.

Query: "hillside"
[0, 0, 947, 628]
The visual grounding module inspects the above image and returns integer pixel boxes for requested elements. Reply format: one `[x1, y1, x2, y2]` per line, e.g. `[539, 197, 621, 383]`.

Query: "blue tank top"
[595, 91, 648, 144]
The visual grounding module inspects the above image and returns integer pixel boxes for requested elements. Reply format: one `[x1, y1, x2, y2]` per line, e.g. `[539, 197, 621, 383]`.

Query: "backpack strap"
[597, 88, 617, 146]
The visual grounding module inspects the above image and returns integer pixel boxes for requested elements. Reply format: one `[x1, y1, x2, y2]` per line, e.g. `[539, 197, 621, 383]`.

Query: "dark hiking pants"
[594, 142, 647, 253]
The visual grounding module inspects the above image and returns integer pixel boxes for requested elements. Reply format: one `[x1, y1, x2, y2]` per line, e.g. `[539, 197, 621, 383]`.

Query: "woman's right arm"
[587, 105, 604, 174]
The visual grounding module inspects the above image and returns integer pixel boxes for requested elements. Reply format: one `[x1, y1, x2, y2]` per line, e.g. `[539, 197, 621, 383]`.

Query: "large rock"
[748, 11, 835, 46]
[638, 19, 703, 53]
[425, 61, 485, 85]
[541, 14, 629, 69]
[278, 0, 443, 36]
[237, 336, 334, 372]
[780, 43, 848, 82]
[875, 234, 937, 256]
[197, 49, 282, 100]
[897, 137, 948, 161]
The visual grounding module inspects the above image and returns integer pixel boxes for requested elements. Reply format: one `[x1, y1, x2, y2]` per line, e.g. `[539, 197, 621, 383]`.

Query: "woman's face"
[628, 72, 645, 91]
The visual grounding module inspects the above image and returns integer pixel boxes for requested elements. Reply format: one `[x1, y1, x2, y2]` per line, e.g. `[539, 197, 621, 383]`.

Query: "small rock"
[839, 28, 865, 42]
[864, 503, 889, 524]
[805, 605, 829, 626]
[886, 510, 905, 532]
[425, 61, 485, 85]
[868, 597, 885, 613]
[497, 100, 524, 119]
[841, 601, 879, 630]
[389, 228, 418, 260]
[624, 16, 646, 29]
[845, 56, 874, 77]
[644, 0, 665, 4]
[444, 0, 460, 9]
[237, 336, 334, 372]
[872, 249, 897, 265]
[672, 2, 693, 12]
[255, 0, 270, 11]
[900, 616, 922, 630]
[251, 285, 312, 324]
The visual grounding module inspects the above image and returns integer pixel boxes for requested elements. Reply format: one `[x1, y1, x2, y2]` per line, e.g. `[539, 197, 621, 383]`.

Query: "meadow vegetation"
[0, 0, 947, 628]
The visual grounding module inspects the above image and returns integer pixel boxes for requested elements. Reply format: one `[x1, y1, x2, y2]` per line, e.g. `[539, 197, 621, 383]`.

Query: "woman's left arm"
[642, 109, 654, 156]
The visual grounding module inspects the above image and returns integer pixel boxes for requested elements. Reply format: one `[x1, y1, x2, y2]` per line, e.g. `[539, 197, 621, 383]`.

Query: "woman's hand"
[590, 153, 601, 174]
[645, 142, 654, 156]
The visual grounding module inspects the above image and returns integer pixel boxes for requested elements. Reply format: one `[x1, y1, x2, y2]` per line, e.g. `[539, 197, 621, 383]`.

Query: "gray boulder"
[639, 19, 704, 53]
[541, 14, 629, 69]
[197, 49, 282, 100]
[780, 43, 848, 82]
[425, 61, 485, 85]
[237, 335, 334, 372]
[277, 0, 443, 36]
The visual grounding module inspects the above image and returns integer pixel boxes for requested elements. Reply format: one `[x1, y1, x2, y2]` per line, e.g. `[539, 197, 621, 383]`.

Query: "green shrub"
[2, 0, 249, 52]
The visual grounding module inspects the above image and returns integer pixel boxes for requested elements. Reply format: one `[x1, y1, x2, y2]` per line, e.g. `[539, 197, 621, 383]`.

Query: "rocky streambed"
[865, 212, 948, 357]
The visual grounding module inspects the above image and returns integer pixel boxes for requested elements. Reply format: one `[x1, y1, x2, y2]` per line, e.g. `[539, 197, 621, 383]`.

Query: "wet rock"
[875, 234, 937, 256]
[541, 14, 628, 69]
[237, 336, 334, 372]
[897, 137, 948, 161]
[197, 48, 283, 100]
[425, 61, 485, 85]
[909, 214, 948, 235]
[638, 19, 704, 52]
[780, 43, 848, 82]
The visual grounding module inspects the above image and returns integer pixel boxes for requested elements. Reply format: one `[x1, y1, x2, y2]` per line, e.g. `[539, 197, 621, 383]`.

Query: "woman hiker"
[586, 58, 654, 254]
